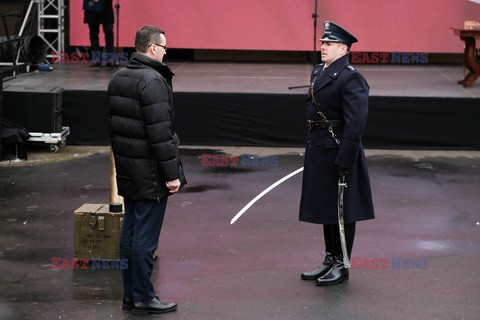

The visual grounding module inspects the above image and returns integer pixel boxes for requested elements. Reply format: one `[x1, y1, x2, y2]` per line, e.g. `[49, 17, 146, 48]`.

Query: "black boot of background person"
[88, 51, 102, 67]
[132, 297, 177, 315]
[316, 255, 349, 286]
[301, 224, 336, 280]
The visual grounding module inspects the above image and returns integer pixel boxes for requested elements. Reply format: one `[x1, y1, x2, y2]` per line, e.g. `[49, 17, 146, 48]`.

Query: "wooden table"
[451, 28, 480, 87]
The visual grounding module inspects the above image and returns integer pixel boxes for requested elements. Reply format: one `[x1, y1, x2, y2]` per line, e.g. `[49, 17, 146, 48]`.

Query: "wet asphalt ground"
[0, 146, 479, 320]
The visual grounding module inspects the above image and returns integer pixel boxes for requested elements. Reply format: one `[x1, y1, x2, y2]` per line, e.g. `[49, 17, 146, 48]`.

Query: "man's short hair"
[135, 25, 165, 53]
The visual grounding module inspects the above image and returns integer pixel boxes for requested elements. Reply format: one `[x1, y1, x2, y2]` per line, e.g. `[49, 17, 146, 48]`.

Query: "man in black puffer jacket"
[108, 25, 186, 315]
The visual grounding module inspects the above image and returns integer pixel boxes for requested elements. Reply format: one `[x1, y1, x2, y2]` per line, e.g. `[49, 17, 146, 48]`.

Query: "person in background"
[83, 0, 114, 67]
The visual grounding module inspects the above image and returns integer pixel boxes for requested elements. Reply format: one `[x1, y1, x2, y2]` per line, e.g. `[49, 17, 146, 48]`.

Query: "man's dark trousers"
[120, 197, 168, 302]
[88, 23, 114, 53]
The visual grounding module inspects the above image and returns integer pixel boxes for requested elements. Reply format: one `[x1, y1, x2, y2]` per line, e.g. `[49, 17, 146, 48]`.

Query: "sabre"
[230, 167, 304, 224]
[337, 173, 351, 268]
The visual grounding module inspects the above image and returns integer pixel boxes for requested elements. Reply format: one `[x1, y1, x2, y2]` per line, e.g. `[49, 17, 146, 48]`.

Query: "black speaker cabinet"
[2, 86, 63, 133]
[0, 74, 3, 127]
[0, 75, 3, 160]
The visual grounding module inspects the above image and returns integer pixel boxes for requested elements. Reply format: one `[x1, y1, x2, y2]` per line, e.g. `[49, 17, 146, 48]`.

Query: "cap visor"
[320, 37, 342, 42]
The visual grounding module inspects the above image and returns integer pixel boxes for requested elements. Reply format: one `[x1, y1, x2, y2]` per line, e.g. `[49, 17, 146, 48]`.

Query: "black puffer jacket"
[108, 53, 185, 201]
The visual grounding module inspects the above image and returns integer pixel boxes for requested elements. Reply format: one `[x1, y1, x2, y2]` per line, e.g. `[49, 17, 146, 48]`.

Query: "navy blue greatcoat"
[299, 55, 375, 224]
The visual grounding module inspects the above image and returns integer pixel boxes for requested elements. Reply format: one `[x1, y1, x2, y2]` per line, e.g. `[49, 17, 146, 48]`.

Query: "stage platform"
[2, 61, 480, 149]
[4, 61, 480, 96]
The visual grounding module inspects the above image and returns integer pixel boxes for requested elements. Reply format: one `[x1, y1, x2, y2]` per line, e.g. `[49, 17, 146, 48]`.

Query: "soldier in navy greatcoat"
[299, 21, 375, 286]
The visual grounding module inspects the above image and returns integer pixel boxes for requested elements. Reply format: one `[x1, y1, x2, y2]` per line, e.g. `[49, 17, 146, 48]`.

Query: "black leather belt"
[307, 120, 345, 130]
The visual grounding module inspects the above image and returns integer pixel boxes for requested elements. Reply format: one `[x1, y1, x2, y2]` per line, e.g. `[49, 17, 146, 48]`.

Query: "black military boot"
[301, 253, 334, 280]
[316, 223, 355, 286]
[301, 224, 335, 280]
[316, 255, 349, 285]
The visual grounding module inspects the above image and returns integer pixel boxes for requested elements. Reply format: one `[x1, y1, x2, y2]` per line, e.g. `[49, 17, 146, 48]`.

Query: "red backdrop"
[70, 0, 480, 53]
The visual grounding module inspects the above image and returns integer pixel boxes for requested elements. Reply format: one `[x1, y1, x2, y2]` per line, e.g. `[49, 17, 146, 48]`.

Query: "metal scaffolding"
[37, 0, 65, 59]
[1, 0, 64, 78]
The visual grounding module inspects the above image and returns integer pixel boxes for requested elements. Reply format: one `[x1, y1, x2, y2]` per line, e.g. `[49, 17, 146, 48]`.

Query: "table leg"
[458, 36, 480, 87]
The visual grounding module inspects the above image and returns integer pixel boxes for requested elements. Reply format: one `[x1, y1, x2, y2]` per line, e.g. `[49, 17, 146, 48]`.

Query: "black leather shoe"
[316, 257, 349, 286]
[301, 254, 334, 280]
[132, 297, 177, 315]
[122, 297, 133, 310]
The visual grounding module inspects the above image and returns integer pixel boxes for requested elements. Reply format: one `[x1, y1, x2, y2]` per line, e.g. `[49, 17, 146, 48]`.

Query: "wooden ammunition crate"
[74, 204, 124, 260]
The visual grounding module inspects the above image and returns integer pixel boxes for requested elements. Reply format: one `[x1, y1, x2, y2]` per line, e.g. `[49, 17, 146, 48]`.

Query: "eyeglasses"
[150, 43, 167, 51]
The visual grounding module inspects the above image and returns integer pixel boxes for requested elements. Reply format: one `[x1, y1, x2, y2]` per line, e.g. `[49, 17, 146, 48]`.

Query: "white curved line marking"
[230, 167, 304, 224]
